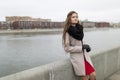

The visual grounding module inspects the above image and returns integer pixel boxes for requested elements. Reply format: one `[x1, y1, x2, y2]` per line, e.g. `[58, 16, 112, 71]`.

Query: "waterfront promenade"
[0, 28, 120, 80]
[0, 42, 120, 80]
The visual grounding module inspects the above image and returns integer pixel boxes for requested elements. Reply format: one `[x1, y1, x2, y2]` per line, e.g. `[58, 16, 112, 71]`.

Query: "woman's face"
[70, 13, 78, 24]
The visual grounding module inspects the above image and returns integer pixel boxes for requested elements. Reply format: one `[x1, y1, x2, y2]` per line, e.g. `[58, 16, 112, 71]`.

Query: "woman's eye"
[72, 16, 78, 18]
[72, 16, 75, 18]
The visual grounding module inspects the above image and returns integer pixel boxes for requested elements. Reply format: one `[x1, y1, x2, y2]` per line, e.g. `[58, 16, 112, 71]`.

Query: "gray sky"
[0, 0, 120, 22]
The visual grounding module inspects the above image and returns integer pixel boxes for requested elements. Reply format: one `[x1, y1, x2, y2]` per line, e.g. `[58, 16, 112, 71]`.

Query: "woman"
[62, 11, 96, 80]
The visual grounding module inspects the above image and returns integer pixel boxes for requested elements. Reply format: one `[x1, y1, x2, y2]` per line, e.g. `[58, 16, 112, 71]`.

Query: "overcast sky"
[0, 0, 120, 22]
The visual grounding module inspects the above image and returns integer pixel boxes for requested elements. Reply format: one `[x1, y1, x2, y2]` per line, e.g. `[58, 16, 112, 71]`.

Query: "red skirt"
[84, 58, 95, 75]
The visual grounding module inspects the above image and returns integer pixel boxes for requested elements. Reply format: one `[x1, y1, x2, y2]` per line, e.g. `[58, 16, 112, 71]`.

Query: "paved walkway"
[105, 70, 120, 80]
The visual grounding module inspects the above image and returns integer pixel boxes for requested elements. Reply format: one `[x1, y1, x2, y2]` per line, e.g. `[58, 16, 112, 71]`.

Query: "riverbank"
[0, 28, 118, 35]
[0, 29, 63, 35]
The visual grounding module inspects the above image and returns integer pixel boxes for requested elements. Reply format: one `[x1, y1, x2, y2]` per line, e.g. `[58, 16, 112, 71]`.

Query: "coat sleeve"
[64, 33, 83, 53]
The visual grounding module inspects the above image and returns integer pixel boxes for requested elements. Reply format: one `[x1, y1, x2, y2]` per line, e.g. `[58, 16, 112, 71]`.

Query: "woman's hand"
[82, 44, 91, 52]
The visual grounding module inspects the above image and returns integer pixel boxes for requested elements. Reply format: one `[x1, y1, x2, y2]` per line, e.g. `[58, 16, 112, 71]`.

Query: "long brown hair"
[62, 11, 80, 47]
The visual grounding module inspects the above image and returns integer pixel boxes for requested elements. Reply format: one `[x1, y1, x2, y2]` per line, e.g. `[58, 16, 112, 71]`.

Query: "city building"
[95, 22, 110, 27]
[6, 16, 51, 23]
[82, 21, 96, 28]
[0, 21, 10, 30]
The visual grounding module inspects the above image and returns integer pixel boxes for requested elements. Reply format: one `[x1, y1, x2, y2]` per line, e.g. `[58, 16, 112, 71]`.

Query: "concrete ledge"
[91, 46, 120, 80]
[0, 46, 120, 80]
[0, 59, 79, 80]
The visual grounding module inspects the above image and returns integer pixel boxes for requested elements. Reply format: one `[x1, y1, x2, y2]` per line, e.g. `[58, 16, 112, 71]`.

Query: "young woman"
[62, 11, 96, 80]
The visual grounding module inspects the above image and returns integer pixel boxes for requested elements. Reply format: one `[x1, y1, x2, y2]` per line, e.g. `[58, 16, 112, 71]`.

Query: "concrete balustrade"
[92, 46, 120, 80]
[0, 46, 120, 80]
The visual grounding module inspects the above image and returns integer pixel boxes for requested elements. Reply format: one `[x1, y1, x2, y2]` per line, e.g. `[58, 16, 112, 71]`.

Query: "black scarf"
[67, 24, 84, 41]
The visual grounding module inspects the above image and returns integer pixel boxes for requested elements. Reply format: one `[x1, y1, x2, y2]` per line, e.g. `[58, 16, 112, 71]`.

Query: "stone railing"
[0, 46, 120, 80]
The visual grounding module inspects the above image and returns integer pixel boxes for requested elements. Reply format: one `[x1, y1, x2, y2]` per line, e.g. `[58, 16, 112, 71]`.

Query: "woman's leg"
[89, 71, 96, 80]
[82, 76, 89, 80]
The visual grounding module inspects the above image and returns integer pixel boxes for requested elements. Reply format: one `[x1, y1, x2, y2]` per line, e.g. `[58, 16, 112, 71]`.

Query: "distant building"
[111, 23, 120, 28]
[6, 16, 51, 23]
[0, 21, 10, 30]
[82, 21, 96, 28]
[12, 21, 64, 29]
[95, 22, 110, 27]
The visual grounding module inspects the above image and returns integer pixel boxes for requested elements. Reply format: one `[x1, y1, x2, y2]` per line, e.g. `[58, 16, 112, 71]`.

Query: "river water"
[0, 28, 120, 77]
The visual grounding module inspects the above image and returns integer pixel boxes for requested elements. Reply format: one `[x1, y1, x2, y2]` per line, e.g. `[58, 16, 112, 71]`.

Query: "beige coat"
[64, 32, 95, 76]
